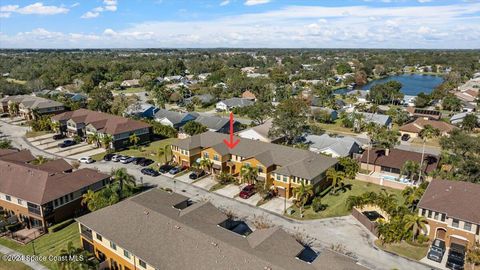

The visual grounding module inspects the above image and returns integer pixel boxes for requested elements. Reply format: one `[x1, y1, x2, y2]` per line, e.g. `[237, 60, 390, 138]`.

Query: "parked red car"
[239, 184, 256, 199]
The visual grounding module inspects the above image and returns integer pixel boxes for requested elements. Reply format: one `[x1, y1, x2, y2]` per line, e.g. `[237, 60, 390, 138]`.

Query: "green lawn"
[0, 223, 80, 270]
[311, 121, 357, 135]
[112, 87, 145, 94]
[0, 253, 32, 270]
[92, 138, 176, 166]
[25, 130, 52, 138]
[286, 179, 404, 220]
[375, 240, 429, 261]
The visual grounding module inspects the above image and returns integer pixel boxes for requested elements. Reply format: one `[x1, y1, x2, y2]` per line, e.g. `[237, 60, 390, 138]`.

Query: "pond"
[336, 74, 444, 96]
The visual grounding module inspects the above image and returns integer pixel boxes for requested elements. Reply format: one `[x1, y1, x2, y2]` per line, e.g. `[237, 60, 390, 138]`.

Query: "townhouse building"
[0, 149, 110, 230]
[171, 132, 337, 198]
[51, 109, 152, 150]
[0, 95, 65, 120]
[77, 188, 366, 270]
[418, 180, 480, 249]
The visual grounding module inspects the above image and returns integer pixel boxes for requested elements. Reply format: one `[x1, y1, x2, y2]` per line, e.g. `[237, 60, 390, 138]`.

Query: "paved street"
[0, 119, 432, 270]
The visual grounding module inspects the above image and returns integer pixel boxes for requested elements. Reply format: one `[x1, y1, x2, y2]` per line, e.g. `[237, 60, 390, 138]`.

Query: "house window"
[477, 225, 479, 236]
[213, 154, 219, 161]
[434, 212, 439, 220]
[452, 219, 459, 228]
[464, 222, 472, 231]
[17, 199, 23, 205]
[441, 213, 446, 222]
[283, 176, 287, 182]
[276, 175, 280, 181]
[5, 195, 11, 201]
[421, 209, 426, 216]
[96, 234, 102, 241]
[428, 211, 432, 218]
[258, 166, 263, 173]
[110, 241, 117, 250]
[139, 260, 147, 268]
[203, 153, 209, 159]
[124, 250, 130, 259]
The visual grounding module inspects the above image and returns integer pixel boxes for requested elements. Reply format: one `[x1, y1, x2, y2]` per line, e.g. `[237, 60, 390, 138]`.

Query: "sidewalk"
[0, 244, 49, 270]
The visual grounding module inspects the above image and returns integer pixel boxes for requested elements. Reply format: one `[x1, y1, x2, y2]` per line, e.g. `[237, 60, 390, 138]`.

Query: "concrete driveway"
[236, 193, 262, 206]
[192, 175, 217, 191]
[260, 197, 293, 215]
[419, 250, 448, 270]
[214, 184, 240, 198]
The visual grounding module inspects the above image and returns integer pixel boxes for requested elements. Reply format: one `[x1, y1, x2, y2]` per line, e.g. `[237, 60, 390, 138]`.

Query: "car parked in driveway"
[159, 164, 174, 174]
[141, 168, 160, 177]
[133, 157, 145, 165]
[239, 184, 256, 199]
[168, 166, 184, 175]
[427, 239, 446, 263]
[53, 134, 66, 140]
[138, 158, 154, 167]
[78, 157, 94, 164]
[189, 169, 205, 180]
[103, 153, 115, 161]
[58, 140, 76, 148]
[111, 154, 122, 162]
[446, 243, 466, 270]
[120, 156, 135, 164]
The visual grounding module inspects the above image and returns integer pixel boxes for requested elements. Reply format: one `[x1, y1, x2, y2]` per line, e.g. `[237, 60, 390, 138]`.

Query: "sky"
[0, 0, 479, 49]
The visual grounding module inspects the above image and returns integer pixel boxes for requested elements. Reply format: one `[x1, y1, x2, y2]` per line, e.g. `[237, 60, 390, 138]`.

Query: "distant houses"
[399, 118, 456, 138]
[356, 112, 392, 128]
[216, 98, 254, 112]
[124, 103, 159, 119]
[120, 79, 140, 88]
[237, 120, 283, 143]
[194, 115, 241, 133]
[183, 94, 216, 106]
[405, 107, 442, 120]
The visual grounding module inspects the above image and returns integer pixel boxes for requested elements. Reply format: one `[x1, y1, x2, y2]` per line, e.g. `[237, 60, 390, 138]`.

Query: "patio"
[8, 227, 44, 244]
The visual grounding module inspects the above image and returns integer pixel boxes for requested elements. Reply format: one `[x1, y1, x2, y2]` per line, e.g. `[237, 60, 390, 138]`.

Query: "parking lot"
[27, 133, 105, 159]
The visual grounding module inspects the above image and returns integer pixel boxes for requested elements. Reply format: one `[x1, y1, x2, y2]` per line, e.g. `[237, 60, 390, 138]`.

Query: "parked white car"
[78, 157, 94, 164]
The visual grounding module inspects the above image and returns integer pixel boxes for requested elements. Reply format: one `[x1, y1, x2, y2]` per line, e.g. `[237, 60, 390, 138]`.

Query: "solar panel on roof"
[414, 109, 441, 116]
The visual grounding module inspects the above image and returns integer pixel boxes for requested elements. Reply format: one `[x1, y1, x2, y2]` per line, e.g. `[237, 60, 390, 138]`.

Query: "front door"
[277, 187, 286, 198]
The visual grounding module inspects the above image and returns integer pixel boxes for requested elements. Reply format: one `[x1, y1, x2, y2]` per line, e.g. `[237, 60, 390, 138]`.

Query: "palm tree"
[156, 144, 172, 164]
[294, 182, 314, 218]
[129, 133, 139, 147]
[326, 168, 346, 193]
[87, 133, 100, 148]
[101, 134, 113, 149]
[8, 102, 19, 117]
[240, 164, 258, 185]
[57, 241, 98, 270]
[346, 195, 364, 210]
[111, 168, 136, 199]
[403, 214, 427, 242]
[418, 125, 440, 181]
[50, 121, 61, 134]
[81, 190, 99, 212]
[199, 158, 213, 175]
[377, 190, 397, 213]
[401, 160, 420, 182]
[33, 155, 48, 165]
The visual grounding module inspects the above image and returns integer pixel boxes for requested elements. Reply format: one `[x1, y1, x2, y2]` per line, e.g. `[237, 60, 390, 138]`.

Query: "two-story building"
[171, 132, 338, 198]
[76, 188, 366, 270]
[0, 149, 110, 230]
[0, 95, 65, 120]
[418, 180, 480, 249]
[51, 109, 152, 150]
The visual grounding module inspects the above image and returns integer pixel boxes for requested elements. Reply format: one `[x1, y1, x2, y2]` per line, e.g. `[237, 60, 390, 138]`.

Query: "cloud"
[81, 0, 117, 19]
[220, 0, 231, 6]
[244, 0, 270, 6]
[0, 13, 11, 18]
[71, 3, 80, 8]
[0, 2, 68, 16]
[2, 2, 480, 48]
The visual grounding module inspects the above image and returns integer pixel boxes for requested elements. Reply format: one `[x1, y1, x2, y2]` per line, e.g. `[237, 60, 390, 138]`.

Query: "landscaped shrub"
[311, 197, 326, 212]
[48, 219, 75, 233]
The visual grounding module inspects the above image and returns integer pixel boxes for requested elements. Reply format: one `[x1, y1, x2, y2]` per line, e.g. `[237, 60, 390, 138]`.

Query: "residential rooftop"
[359, 148, 439, 173]
[418, 179, 480, 225]
[77, 189, 366, 270]
[0, 95, 64, 110]
[173, 132, 337, 180]
[52, 108, 151, 136]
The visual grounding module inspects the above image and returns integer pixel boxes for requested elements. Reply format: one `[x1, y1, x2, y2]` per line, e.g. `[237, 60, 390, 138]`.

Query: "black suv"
[159, 164, 174, 174]
[103, 153, 115, 161]
[427, 238, 446, 263]
[138, 158, 154, 167]
[141, 168, 160, 177]
[189, 169, 205, 180]
[446, 243, 465, 270]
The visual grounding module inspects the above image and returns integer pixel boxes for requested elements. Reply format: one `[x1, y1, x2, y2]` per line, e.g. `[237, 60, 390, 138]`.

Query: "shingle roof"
[399, 118, 456, 134]
[0, 149, 35, 163]
[306, 134, 360, 157]
[359, 148, 439, 173]
[358, 112, 391, 126]
[194, 116, 230, 131]
[172, 132, 338, 180]
[76, 189, 366, 270]
[0, 152, 109, 204]
[0, 95, 63, 109]
[52, 109, 151, 136]
[218, 98, 254, 108]
[154, 109, 197, 125]
[418, 180, 480, 225]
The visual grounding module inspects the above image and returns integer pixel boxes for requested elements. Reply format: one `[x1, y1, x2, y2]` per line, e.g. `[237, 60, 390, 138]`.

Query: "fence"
[351, 208, 378, 237]
[356, 173, 410, 190]
[9, 227, 45, 244]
